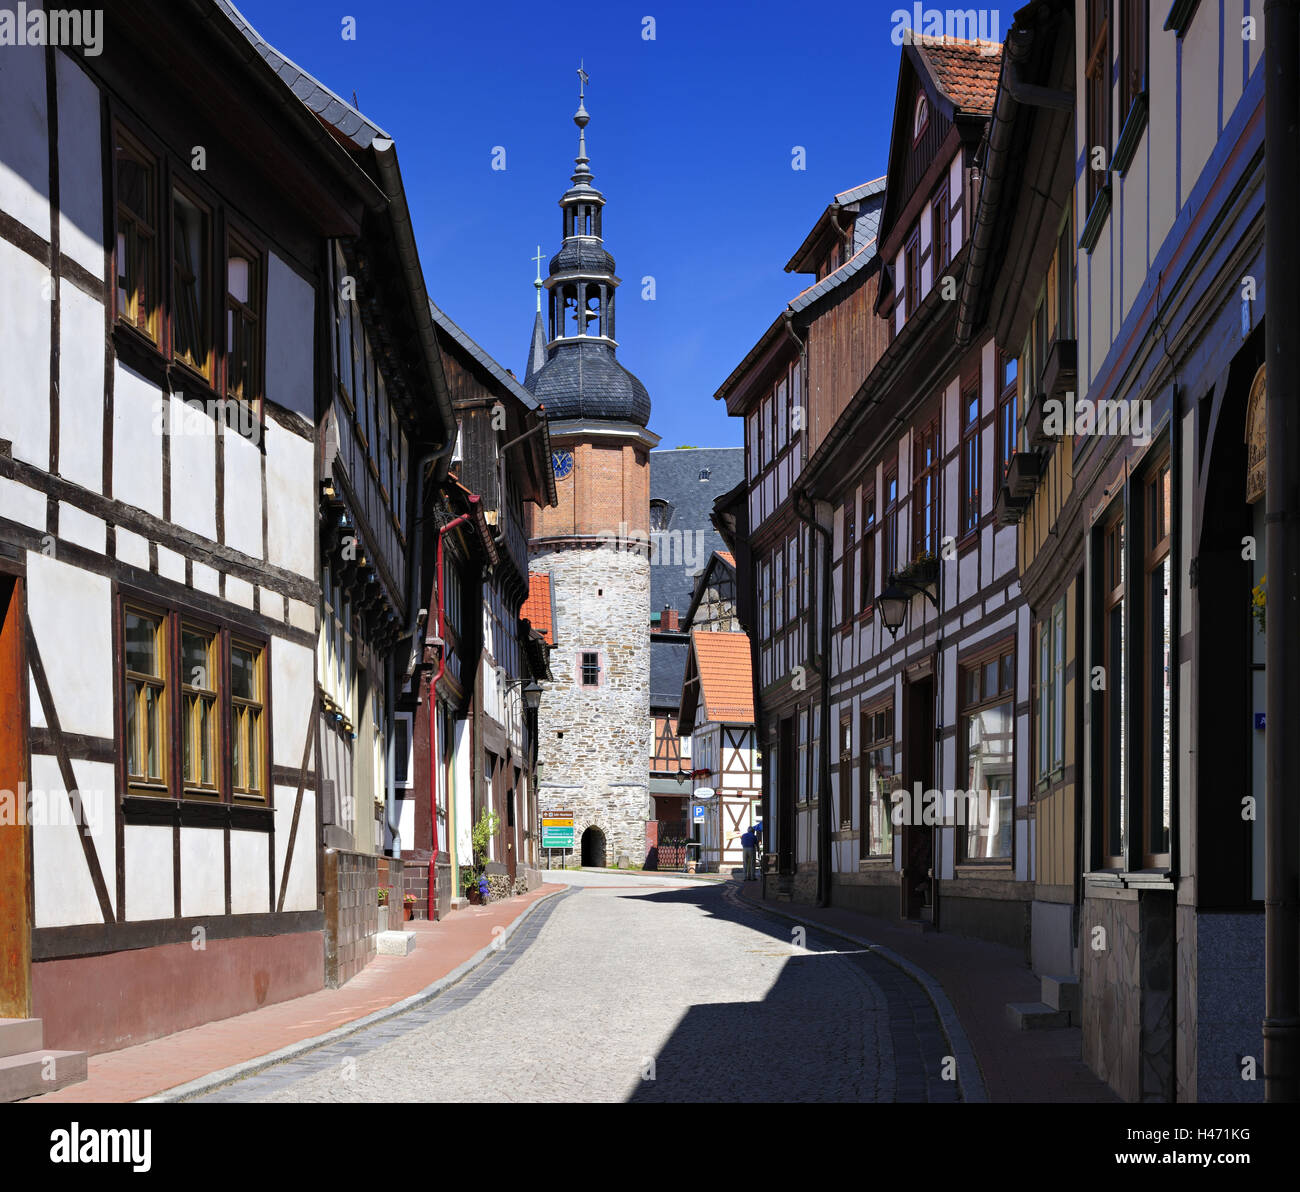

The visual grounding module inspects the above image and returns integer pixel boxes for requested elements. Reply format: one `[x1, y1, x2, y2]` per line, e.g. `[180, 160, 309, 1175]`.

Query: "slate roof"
[524, 340, 651, 426]
[520, 572, 554, 644]
[217, 1, 389, 150]
[649, 447, 745, 621]
[651, 638, 689, 707]
[429, 299, 540, 411]
[549, 240, 616, 276]
[914, 38, 1002, 116]
[690, 630, 754, 723]
[790, 235, 879, 314]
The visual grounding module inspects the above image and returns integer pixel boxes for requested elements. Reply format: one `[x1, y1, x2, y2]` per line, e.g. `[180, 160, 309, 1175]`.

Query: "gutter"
[370, 138, 456, 480]
[955, 5, 1072, 345]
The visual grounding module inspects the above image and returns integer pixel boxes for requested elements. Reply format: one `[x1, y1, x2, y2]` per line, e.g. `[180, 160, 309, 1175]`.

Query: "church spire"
[572, 62, 592, 187]
[521, 68, 650, 427]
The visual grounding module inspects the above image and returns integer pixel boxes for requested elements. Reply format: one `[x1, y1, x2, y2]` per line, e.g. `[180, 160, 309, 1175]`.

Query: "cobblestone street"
[192, 875, 966, 1104]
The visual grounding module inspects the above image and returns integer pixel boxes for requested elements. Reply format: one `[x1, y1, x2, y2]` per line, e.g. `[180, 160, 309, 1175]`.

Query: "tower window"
[580, 651, 601, 687]
[699, 468, 711, 482]
[650, 499, 672, 532]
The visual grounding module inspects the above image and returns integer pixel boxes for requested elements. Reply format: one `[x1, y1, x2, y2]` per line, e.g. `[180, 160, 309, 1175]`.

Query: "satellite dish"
[694, 787, 715, 800]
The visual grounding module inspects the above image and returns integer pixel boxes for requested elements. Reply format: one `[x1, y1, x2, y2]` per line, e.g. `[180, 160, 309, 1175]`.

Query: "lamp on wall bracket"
[877, 572, 940, 638]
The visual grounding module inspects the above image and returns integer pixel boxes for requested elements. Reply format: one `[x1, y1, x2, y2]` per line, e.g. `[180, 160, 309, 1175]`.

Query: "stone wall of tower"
[530, 541, 651, 865]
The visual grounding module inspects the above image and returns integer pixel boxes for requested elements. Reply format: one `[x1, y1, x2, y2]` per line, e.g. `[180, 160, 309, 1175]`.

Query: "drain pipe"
[1263, 0, 1300, 1104]
[425, 501, 476, 921]
[796, 487, 834, 908]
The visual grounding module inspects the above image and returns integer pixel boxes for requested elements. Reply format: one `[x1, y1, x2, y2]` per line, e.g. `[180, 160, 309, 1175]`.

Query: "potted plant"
[377, 886, 390, 932]
[478, 873, 490, 903]
[403, 892, 416, 921]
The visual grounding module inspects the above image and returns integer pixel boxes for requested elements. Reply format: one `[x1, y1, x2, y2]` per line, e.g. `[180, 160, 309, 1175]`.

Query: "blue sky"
[238, 1, 1011, 448]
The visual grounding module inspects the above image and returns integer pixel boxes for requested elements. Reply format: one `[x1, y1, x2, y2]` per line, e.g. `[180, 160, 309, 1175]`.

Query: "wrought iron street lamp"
[876, 573, 941, 638]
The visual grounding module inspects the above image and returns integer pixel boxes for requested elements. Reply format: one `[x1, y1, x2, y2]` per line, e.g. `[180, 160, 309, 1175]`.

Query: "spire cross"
[577, 61, 589, 98]
[532, 245, 545, 312]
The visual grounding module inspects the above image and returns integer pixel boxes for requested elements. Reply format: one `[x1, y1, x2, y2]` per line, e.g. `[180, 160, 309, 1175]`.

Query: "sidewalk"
[23, 883, 563, 1104]
[736, 881, 1118, 1103]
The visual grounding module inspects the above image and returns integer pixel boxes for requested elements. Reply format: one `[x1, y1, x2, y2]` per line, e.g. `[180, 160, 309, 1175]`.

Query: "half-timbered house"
[794, 37, 1035, 945]
[0, 0, 464, 1068]
[955, 0, 1080, 1020]
[716, 179, 887, 902]
[678, 630, 760, 874]
[647, 448, 743, 860]
[1039, 0, 1264, 1103]
[433, 300, 555, 892]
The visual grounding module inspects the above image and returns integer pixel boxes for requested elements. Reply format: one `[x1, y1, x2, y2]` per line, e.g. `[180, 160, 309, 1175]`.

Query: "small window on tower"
[580, 651, 601, 687]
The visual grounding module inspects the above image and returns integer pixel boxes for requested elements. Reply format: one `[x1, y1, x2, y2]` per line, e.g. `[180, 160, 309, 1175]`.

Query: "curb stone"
[139, 884, 573, 1103]
[730, 882, 989, 1104]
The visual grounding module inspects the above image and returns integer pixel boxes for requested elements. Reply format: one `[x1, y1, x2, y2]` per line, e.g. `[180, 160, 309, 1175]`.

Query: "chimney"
[662, 605, 679, 632]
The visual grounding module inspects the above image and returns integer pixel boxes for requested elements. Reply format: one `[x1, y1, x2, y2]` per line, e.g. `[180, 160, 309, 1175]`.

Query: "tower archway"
[581, 825, 607, 869]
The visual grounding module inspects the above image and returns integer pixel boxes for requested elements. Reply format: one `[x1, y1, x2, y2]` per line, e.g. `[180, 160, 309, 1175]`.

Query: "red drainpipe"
[428, 501, 475, 921]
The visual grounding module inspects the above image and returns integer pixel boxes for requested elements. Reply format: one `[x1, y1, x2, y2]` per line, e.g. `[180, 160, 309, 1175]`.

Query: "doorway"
[902, 674, 934, 920]
[581, 825, 607, 868]
[0, 575, 31, 1018]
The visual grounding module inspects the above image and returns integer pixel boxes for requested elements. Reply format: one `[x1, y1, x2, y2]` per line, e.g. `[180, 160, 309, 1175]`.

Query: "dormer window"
[913, 93, 929, 142]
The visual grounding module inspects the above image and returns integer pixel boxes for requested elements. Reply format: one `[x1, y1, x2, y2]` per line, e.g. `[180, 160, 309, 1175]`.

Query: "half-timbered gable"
[678, 629, 759, 874]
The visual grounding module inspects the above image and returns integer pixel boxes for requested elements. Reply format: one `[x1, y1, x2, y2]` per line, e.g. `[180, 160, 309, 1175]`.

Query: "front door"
[902, 675, 934, 920]
[0, 576, 31, 1018]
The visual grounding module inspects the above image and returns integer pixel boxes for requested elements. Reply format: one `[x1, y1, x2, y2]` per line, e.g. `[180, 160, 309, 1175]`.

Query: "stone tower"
[525, 70, 658, 868]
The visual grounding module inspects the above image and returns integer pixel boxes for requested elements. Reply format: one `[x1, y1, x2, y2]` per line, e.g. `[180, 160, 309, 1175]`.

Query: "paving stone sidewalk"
[737, 880, 1118, 1103]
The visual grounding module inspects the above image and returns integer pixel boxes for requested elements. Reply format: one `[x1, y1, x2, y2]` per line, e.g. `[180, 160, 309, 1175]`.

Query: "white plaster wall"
[125, 823, 174, 921]
[1148, 12, 1178, 256]
[168, 396, 217, 540]
[58, 502, 103, 552]
[230, 831, 270, 914]
[55, 52, 103, 277]
[180, 827, 225, 918]
[58, 282, 105, 490]
[27, 549, 111, 736]
[271, 636, 313, 768]
[0, 36, 50, 240]
[1120, 143, 1148, 320]
[0, 475, 46, 530]
[265, 417, 315, 577]
[223, 426, 262, 558]
[112, 361, 163, 517]
[265, 251, 315, 421]
[30, 755, 116, 927]
[274, 785, 317, 911]
[1180, 11, 1220, 207]
[156, 544, 184, 584]
[115, 526, 149, 569]
[0, 237, 51, 466]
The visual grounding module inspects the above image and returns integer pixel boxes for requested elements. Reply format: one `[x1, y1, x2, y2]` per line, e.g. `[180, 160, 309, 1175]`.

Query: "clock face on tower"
[551, 449, 574, 480]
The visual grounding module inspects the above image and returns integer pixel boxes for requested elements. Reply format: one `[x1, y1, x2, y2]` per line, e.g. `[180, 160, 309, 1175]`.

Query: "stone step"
[0, 1049, 88, 1102]
[1040, 974, 1080, 1014]
[0, 1018, 43, 1059]
[898, 919, 935, 933]
[375, 930, 416, 957]
[1006, 1001, 1072, 1031]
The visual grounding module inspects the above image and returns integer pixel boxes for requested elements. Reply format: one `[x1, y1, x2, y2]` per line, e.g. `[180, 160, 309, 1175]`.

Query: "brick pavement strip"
[21, 884, 566, 1105]
[189, 873, 968, 1103]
